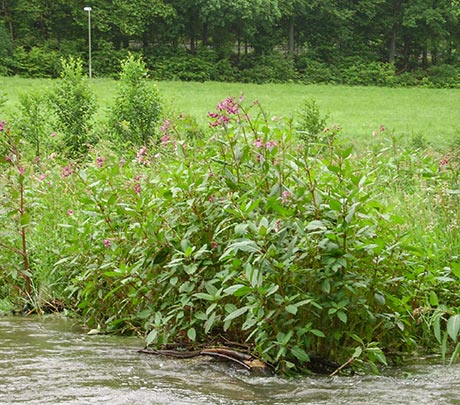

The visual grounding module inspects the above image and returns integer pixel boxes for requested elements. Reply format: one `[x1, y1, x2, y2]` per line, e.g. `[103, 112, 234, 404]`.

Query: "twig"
[329, 356, 355, 377]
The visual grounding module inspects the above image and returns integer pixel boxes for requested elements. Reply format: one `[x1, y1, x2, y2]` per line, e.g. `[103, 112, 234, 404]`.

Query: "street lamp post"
[84, 6, 92, 78]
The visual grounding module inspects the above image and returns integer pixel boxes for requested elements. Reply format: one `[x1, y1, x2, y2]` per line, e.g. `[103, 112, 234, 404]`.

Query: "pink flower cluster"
[160, 119, 170, 133]
[254, 139, 278, 149]
[281, 191, 291, 204]
[0, 121, 5, 131]
[137, 146, 147, 164]
[208, 97, 240, 127]
[439, 156, 450, 169]
[133, 174, 142, 194]
[96, 156, 105, 168]
[61, 165, 73, 178]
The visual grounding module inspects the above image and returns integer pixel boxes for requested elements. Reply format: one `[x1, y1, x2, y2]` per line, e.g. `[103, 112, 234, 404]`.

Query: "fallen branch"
[138, 346, 273, 375]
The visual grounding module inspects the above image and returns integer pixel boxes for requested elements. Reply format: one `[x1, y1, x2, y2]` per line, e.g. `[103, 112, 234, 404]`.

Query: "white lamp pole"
[84, 6, 92, 78]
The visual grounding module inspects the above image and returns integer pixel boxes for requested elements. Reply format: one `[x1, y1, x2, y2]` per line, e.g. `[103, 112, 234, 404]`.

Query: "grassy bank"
[1, 77, 459, 149]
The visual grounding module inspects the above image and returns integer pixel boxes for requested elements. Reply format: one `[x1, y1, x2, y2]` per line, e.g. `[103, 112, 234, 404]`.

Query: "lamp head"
[84, 6, 92, 12]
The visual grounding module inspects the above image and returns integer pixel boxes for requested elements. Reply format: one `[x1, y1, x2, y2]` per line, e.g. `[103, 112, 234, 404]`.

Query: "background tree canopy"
[1, 0, 460, 84]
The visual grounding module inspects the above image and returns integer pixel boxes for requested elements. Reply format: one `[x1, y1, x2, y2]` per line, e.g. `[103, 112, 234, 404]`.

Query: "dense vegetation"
[1, 1, 460, 86]
[1, 57, 460, 374]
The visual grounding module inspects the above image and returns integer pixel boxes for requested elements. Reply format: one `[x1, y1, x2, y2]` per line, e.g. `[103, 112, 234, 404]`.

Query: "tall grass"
[1, 77, 460, 149]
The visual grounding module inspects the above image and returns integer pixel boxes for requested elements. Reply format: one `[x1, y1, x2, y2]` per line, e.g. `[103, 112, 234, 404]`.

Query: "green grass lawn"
[1, 76, 459, 149]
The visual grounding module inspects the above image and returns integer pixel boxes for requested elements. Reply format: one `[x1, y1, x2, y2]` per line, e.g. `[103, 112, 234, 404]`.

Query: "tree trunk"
[389, 26, 396, 64]
[288, 16, 295, 58]
[388, 0, 402, 64]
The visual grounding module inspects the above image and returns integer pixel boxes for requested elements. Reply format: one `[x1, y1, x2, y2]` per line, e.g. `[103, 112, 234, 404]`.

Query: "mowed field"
[1, 76, 459, 149]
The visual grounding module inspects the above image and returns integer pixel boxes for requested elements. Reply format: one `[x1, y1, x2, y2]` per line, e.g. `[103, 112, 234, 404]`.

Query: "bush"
[13, 90, 55, 157]
[49, 57, 97, 157]
[340, 60, 396, 86]
[238, 52, 298, 84]
[11, 46, 61, 78]
[295, 98, 329, 144]
[149, 52, 218, 82]
[0, 25, 13, 76]
[427, 64, 460, 88]
[108, 54, 162, 146]
[296, 58, 341, 84]
[50, 97, 437, 373]
[92, 40, 130, 78]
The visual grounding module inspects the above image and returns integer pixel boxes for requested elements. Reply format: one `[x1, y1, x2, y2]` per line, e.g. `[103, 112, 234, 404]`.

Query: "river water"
[1, 316, 460, 405]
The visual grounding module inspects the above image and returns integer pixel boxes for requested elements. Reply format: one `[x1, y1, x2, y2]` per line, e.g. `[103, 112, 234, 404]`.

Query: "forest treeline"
[1, 1, 460, 85]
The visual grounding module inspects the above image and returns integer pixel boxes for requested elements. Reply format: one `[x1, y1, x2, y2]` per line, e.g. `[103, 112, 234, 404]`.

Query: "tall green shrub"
[49, 57, 97, 157]
[109, 54, 162, 146]
[14, 91, 54, 157]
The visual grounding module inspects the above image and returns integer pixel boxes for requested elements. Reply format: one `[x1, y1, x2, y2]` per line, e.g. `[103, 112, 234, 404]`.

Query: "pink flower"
[134, 182, 141, 194]
[5, 155, 11, 162]
[161, 134, 170, 147]
[137, 146, 147, 163]
[96, 156, 105, 168]
[50, 132, 58, 137]
[439, 156, 449, 168]
[39, 173, 46, 181]
[160, 119, 170, 133]
[209, 195, 214, 202]
[211, 241, 218, 249]
[67, 209, 73, 215]
[103, 239, 111, 249]
[254, 139, 263, 148]
[274, 220, 282, 233]
[0, 121, 4, 131]
[281, 191, 291, 204]
[61, 165, 73, 178]
[217, 97, 239, 115]
[48, 153, 56, 160]
[265, 141, 278, 149]
[18, 166, 25, 175]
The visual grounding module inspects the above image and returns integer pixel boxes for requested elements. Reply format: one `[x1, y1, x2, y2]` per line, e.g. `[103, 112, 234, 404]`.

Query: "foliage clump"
[49, 57, 96, 157]
[109, 54, 162, 147]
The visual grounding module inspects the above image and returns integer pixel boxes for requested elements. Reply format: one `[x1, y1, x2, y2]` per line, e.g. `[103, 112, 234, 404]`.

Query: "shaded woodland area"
[1, 1, 460, 84]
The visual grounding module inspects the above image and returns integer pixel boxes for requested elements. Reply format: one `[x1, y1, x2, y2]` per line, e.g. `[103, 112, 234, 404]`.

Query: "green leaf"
[352, 346, 362, 358]
[146, 329, 157, 346]
[19, 211, 31, 226]
[429, 291, 439, 306]
[187, 327, 196, 341]
[447, 314, 460, 341]
[224, 284, 247, 295]
[291, 346, 310, 362]
[306, 220, 326, 231]
[310, 329, 325, 338]
[433, 316, 442, 344]
[193, 292, 214, 301]
[205, 312, 216, 334]
[337, 310, 347, 323]
[452, 262, 460, 279]
[224, 306, 250, 322]
[285, 304, 298, 315]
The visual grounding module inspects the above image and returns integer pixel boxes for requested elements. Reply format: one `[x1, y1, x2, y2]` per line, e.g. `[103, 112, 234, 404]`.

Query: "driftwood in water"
[138, 346, 273, 375]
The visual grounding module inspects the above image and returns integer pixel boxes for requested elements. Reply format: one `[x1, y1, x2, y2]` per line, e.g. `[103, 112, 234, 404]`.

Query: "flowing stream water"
[1, 315, 460, 404]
